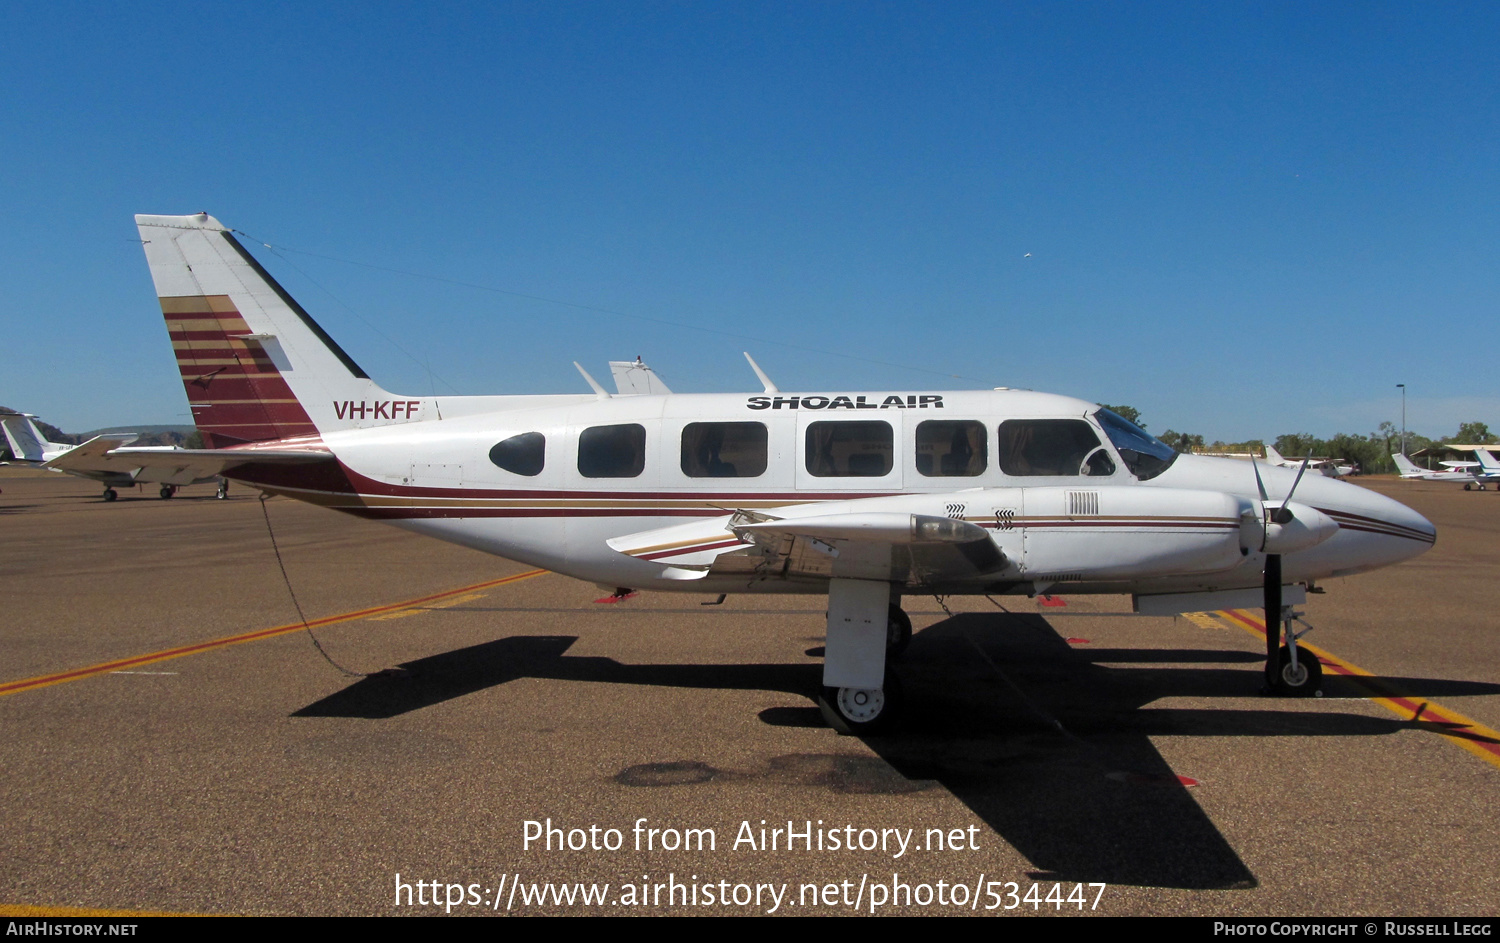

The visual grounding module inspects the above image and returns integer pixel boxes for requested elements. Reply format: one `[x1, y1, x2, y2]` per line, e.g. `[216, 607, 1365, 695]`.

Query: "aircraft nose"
[1307, 476, 1435, 563]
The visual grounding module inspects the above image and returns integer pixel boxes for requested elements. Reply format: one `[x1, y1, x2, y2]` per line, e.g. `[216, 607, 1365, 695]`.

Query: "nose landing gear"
[1264, 555, 1323, 697]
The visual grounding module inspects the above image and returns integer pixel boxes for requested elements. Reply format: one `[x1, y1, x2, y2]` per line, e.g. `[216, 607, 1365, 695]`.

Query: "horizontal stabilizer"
[42, 434, 138, 471]
[48, 438, 334, 480]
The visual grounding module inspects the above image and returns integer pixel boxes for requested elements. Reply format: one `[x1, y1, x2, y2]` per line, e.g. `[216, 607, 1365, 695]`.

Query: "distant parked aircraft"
[1, 413, 224, 500]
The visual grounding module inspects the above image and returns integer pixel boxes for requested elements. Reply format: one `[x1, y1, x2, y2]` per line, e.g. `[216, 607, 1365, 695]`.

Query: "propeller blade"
[1272, 456, 1312, 525]
[1253, 457, 1272, 551]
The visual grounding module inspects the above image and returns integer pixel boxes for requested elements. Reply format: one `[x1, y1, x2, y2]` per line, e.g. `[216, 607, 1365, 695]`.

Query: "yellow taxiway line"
[1211, 608, 1500, 771]
[0, 569, 548, 698]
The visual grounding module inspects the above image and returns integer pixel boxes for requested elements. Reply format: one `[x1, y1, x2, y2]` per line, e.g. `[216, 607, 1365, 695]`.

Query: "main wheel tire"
[159, 485, 175, 499]
[887, 604, 913, 657]
[818, 670, 902, 735]
[103, 488, 117, 502]
[1270, 645, 1323, 697]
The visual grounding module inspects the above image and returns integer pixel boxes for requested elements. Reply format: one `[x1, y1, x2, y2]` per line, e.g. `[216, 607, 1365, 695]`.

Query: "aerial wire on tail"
[233, 229, 986, 385]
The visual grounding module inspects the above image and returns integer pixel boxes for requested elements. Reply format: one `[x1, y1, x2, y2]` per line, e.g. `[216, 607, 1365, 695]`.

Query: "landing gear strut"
[820, 579, 902, 734]
[1264, 556, 1322, 697]
[216, 478, 229, 500]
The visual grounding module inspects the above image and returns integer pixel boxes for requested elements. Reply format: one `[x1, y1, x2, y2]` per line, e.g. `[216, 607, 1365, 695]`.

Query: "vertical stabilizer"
[136, 213, 429, 446]
[609, 359, 672, 395]
[2, 416, 45, 461]
[1, 416, 66, 462]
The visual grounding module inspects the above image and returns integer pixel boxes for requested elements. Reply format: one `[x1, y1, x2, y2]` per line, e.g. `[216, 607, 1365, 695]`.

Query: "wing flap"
[608, 505, 1006, 584]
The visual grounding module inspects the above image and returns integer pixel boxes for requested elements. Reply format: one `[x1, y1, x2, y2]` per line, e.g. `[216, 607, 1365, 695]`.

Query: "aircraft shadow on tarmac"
[293, 611, 1500, 891]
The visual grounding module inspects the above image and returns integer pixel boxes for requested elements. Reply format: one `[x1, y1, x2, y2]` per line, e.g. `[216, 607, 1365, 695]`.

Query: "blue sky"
[2, 2, 1495, 441]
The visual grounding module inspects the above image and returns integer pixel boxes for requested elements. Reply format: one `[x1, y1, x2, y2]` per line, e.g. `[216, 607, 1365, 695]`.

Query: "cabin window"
[681, 422, 768, 478]
[489, 432, 545, 477]
[805, 421, 893, 477]
[996, 419, 1112, 477]
[916, 420, 987, 477]
[578, 423, 646, 478]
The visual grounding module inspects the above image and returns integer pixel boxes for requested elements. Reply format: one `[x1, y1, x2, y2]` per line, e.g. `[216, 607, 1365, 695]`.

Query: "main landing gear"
[159, 484, 177, 500]
[886, 603, 913, 657]
[216, 478, 230, 499]
[819, 669, 903, 735]
[817, 581, 912, 734]
[102, 487, 118, 502]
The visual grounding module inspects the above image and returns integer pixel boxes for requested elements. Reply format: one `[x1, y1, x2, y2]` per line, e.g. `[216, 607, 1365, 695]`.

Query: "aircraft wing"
[607, 498, 1006, 584]
[47, 440, 335, 481]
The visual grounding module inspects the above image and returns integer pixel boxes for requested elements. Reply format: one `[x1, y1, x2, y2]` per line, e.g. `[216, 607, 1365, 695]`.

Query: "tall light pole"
[1397, 383, 1406, 457]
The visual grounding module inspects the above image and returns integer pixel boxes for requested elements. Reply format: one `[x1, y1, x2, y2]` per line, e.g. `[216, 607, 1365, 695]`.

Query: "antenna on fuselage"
[573, 362, 612, 400]
[743, 352, 779, 393]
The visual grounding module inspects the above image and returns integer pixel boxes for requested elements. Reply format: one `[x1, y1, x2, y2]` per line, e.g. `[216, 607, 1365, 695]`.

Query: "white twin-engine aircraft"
[127, 213, 1435, 732]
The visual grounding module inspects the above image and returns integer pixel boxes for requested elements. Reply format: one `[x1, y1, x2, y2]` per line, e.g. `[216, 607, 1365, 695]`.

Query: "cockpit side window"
[996, 419, 1111, 477]
[1094, 408, 1177, 481]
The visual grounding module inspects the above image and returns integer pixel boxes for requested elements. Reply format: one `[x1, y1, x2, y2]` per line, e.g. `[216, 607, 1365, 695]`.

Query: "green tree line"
[1102, 404, 1493, 474]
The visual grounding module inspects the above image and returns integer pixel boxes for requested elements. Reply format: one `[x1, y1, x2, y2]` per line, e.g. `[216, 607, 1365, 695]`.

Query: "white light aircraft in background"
[1263, 445, 1354, 478]
[2, 412, 225, 500]
[1392, 452, 1499, 491]
[1475, 447, 1500, 482]
[115, 213, 1436, 732]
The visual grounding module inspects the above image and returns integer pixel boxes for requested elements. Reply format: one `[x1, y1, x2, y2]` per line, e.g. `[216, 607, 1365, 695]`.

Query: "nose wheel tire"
[818, 670, 902, 735]
[887, 605, 913, 657]
[1270, 645, 1323, 697]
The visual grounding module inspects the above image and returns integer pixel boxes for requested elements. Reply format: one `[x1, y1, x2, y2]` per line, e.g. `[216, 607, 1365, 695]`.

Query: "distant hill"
[79, 424, 197, 439]
[0, 407, 196, 452]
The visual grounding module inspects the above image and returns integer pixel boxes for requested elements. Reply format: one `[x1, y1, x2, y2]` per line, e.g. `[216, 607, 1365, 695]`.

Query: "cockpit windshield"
[1094, 408, 1177, 481]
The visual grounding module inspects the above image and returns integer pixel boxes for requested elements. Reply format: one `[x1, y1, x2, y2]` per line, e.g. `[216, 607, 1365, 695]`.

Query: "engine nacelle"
[1245, 500, 1340, 555]
[1005, 486, 1247, 581]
